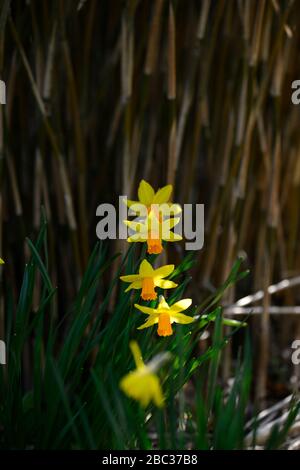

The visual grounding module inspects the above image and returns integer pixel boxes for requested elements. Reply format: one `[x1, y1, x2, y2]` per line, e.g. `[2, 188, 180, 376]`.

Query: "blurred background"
[1, 0, 300, 404]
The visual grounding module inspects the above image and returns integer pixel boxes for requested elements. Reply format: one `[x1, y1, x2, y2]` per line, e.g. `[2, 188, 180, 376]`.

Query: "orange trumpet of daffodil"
[120, 259, 177, 300]
[135, 295, 194, 337]
[119, 341, 170, 408]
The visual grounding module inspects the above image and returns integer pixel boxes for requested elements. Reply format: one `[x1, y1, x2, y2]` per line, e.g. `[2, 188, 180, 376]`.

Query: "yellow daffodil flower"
[135, 295, 194, 337]
[124, 214, 182, 254]
[0, 259, 4, 264]
[119, 341, 168, 408]
[120, 259, 177, 300]
[125, 179, 181, 216]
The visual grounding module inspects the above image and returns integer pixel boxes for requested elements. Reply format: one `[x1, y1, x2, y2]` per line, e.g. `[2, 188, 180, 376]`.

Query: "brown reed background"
[1, 0, 300, 402]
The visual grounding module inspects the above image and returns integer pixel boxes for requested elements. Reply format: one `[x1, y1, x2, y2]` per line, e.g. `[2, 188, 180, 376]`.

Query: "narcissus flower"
[120, 341, 170, 408]
[120, 259, 177, 300]
[124, 214, 182, 254]
[135, 295, 194, 337]
[125, 179, 181, 217]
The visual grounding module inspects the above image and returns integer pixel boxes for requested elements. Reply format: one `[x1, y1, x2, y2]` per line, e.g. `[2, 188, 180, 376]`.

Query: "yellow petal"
[120, 274, 141, 283]
[153, 264, 174, 279]
[127, 236, 147, 243]
[170, 312, 194, 325]
[120, 368, 164, 408]
[137, 315, 159, 330]
[139, 259, 154, 277]
[129, 340, 144, 368]
[124, 220, 147, 232]
[153, 185, 173, 204]
[138, 180, 155, 206]
[162, 217, 180, 230]
[161, 218, 182, 241]
[163, 232, 182, 242]
[125, 281, 143, 292]
[0, 258, 4, 264]
[128, 202, 148, 218]
[155, 279, 177, 289]
[170, 298, 192, 312]
[151, 378, 165, 407]
[153, 203, 181, 218]
[157, 296, 170, 310]
[167, 203, 182, 215]
[134, 303, 157, 316]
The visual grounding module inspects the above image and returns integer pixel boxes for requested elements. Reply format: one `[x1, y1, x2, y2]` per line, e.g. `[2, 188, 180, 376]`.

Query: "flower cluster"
[124, 180, 182, 255]
[119, 180, 195, 408]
